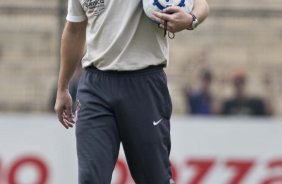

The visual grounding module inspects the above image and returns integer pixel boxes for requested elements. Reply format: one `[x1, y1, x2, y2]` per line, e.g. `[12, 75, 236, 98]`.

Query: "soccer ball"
[143, 0, 194, 22]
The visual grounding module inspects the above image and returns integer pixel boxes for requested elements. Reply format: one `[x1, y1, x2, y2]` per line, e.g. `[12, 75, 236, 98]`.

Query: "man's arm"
[55, 21, 87, 129]
[190, 0, 209, 23]
[153, 0, 209, 33]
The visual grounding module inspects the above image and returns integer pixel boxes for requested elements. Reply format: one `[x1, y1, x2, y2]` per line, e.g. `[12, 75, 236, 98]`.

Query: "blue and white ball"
[143, 0, 193, 21]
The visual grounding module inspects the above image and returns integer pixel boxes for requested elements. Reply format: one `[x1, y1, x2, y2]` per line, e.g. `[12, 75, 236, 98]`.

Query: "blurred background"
[0, 0, 282, 184]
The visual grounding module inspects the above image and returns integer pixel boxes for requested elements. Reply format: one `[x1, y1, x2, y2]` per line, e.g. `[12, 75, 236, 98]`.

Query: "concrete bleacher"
[0, 0, 281, 115]
[0, 0, 61, 111]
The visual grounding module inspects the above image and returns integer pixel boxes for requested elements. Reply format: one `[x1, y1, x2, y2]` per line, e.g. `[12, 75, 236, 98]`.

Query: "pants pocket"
[159, 71, 172, 120]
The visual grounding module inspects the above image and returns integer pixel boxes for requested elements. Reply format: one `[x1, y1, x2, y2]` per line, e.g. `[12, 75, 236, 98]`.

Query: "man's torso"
[68, 0, 168, 71]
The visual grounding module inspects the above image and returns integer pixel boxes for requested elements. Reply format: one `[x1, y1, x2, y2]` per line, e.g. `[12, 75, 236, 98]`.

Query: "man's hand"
[55, 21, 86, 129]
[153, 6, 192, 33]
[54, 89, 75, 129]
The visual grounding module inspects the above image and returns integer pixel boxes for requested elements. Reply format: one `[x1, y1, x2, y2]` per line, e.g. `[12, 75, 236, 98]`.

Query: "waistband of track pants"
[85, 64, 166, 77]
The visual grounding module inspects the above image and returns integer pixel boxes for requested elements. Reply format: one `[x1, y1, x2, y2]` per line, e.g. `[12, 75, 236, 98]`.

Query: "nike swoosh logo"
[153, 119, 163, 126]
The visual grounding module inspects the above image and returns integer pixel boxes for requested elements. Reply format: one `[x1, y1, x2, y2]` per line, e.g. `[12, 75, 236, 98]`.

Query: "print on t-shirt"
[81, 0, 105, 16]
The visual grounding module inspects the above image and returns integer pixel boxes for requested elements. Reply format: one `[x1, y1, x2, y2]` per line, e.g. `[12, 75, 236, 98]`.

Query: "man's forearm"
[191, 0, 209, 23]
[57, 21, 87, 91]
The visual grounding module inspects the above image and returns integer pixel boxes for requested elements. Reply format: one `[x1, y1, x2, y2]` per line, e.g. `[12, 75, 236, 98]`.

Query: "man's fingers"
[153, 11, 172, 22]
[55, 90, 74, 129]
[166, 22, 175, 33]
[60, 115, 69, 129]
[158, 23, 164, 29]
[158, 23, 174, 33]
[154, 16, 165, 25]
[63, 112, 75, 128]
[62, 99, 75, 128]
[153, 12, 175, 32]
[65, 106, 75, 122]
[55, 107, 69, 129]
[162, 6, 181, 14]
[63, 119, 74, 128]
[61, 121, 69, 129]
[55, 106, 64, 123]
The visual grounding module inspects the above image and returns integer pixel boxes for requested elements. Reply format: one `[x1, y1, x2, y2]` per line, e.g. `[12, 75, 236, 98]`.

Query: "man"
[221, 68, 272, 116]
[55, 0, 209, 183]
[186, 68, 214, 115]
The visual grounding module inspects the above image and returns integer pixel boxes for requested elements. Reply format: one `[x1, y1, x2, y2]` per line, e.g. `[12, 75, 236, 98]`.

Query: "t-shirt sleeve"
[66, 0, 87, 22]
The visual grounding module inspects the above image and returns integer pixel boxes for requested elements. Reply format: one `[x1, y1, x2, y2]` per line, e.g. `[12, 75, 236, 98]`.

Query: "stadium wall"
[0, 114, 282, 184]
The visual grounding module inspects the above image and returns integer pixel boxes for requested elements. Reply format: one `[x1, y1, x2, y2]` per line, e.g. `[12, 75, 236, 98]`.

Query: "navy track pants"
[75, 65, 174, 184]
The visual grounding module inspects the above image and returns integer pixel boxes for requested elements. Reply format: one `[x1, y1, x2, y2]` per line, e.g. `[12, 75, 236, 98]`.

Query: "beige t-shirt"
[67, 0, 168, 71]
